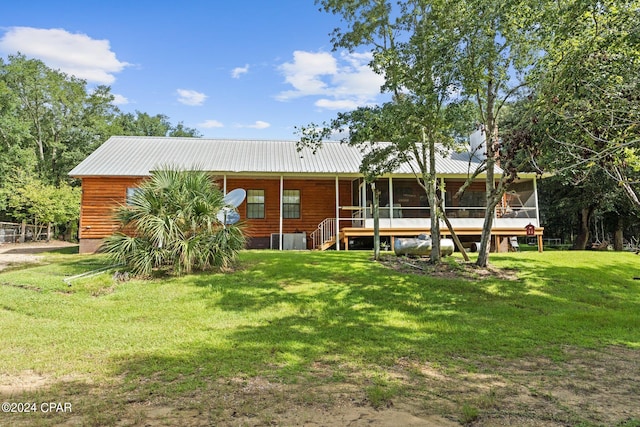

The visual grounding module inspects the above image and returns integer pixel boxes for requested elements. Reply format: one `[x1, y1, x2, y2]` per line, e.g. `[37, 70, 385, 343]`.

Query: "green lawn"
[1, 249, 639, 426]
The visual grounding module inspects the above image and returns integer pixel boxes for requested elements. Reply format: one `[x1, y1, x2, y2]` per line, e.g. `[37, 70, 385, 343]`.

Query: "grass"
[1, 249, 639, 425]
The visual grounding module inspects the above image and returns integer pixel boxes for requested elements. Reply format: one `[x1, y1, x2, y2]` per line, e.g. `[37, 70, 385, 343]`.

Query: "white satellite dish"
[216, 207, 241, 225]
[223, 188, 246, 208]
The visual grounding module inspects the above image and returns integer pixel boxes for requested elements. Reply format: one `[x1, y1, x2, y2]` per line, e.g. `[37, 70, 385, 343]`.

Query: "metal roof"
[69, 136, 495, 177]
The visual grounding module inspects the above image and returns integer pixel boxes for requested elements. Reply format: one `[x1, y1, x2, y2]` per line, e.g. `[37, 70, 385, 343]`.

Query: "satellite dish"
[216, 207, 241, 225]
[223, 188, 246, 208]
[225, 210, 240, 225]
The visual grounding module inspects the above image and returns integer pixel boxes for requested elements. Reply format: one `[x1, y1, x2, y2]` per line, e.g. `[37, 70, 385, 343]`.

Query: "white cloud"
[276, 50, 384, 110]
[199, 119, 224, 128]
[0, 27, 129, 84]
[176, 89, 207, 106]
[314, 98, 360, 110]
[111, 94, 129, 105]
[236, 120, 271, 129]
[231, 64, 249, 78]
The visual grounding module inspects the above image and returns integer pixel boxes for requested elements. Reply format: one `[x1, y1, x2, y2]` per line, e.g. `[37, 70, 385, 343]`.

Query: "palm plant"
[101, 168, 246, 276]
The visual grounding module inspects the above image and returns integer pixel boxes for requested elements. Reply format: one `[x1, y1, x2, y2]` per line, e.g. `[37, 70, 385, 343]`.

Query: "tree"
[532, 0, 640, 210]
[298, 97, 472, 262]
[101, 168, 245, 276]
[113, 111, 202, 137]
[442, 0, 547, 266]
[0, 54, 119, 185]
[307, 0, 480, 263]
[1, 175, 80, 240]
[315, 0, 545, 265]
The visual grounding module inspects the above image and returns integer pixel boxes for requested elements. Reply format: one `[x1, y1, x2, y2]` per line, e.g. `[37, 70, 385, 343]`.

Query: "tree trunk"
[614, 216, 624, 251]
[477, 129, 498, 267]
[574, 207, 593, 249]
[428, 184, 440, 264]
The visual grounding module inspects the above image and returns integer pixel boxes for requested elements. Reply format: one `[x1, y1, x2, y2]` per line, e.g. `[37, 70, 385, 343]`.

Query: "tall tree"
[316, 0, 544, 266]
[445, 0, 546, 266]
[299, 97, 472, 262]
[0, 54, 117, 185]
[533, 0, 640, 209]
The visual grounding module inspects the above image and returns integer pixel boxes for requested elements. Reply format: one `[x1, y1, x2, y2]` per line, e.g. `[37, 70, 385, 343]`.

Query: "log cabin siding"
[224, 178, 352, 245]
[79, 177, 144, 239]
[78, 176, 352, 250]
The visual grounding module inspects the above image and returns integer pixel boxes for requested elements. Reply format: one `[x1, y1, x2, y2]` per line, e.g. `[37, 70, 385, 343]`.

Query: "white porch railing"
[311, 218, 336, 249]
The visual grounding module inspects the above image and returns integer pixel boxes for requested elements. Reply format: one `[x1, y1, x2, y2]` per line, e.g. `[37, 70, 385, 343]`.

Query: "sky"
[0, 1, 389, 140]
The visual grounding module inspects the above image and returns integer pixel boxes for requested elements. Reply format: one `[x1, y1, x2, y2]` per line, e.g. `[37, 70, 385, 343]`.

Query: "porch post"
[223, 175, 227, 194]
[537, 234, 543, 253]
[279, 176, 284, 251]
[388, 177, 394, 226]
[533, 176, 540, 226]
[335, 176, 340, 251]
[440, 176, 447, 210]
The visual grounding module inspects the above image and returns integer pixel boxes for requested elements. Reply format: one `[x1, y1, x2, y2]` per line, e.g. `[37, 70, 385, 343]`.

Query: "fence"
[0, 221, 52, 244]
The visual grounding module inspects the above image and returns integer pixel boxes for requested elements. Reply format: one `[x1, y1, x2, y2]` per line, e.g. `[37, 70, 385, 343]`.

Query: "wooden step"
[315, 237, 336, 251]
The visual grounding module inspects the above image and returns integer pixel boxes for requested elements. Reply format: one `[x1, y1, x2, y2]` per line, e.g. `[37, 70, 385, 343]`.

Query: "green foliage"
[112, 111, 202, 137]
[313, 0, 551, 266]
[1, 175, 80, 225]
[0, 53, 204, 235]
[101, 168, 245, 276]
[532, 0, 640, 207]
[0, 54, 118, 185]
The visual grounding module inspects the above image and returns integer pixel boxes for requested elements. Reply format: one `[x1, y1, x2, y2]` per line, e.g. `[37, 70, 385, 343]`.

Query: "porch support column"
[335, 176, 340, 251]
[388, 177, 394, 225]
[279, 176, 284, 251]
[223, 175, 227, 194]
[440, 177, 446, 210]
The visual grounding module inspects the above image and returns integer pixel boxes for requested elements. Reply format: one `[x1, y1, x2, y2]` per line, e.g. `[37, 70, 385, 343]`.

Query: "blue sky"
[0, 1, 389, 139]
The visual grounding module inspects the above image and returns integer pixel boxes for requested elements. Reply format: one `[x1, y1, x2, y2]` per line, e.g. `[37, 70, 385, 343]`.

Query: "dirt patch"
[0, 370, 50, 394]
[3, 346, 638, 426]
[380, 254, 519, 281]
[0, 241, 77, 272]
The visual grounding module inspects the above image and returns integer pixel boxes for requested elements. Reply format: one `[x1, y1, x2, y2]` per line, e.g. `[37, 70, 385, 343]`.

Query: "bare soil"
[1, 346, 638, 426]
[0, 241, 77, 271]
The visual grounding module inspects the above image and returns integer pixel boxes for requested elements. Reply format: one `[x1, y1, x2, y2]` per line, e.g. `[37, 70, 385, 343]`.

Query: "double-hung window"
[283, 190, 300, 219]
[247, 190, 265, 219]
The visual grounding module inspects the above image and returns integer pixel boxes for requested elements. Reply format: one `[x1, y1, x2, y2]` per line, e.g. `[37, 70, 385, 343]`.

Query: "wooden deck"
[339, 226, 544, 252]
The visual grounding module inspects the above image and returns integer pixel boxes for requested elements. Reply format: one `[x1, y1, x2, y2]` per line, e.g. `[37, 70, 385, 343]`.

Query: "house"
[69, 135, 544, 254]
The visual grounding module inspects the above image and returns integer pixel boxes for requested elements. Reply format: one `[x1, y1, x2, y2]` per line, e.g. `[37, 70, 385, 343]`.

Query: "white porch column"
[279, 176, 284, 250]
[440, 177, 446, 216]
[335, 176, 340, 251]
[388, 177, 394, 226]
[223, 175, 227, 194]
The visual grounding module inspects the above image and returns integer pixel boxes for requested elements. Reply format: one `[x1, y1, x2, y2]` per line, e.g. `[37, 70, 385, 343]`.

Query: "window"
[283, 190, 300, 219]
[247, 190, 265, 219]
[126, 187, 141, 205]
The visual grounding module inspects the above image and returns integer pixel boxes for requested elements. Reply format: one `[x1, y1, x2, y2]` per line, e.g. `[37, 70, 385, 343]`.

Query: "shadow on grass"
[112, 250, 640, 400]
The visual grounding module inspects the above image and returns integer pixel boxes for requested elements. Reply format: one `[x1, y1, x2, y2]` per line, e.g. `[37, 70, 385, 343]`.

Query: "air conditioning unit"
[270, 233, 307, 250]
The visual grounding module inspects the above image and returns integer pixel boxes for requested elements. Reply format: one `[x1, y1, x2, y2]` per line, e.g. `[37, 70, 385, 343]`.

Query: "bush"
[100, 168, 245, 276]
